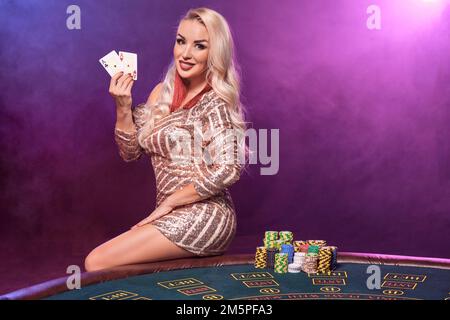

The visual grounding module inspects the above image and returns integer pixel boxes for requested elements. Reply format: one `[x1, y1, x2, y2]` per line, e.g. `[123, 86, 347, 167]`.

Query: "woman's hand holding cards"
[109, 71, 134, 110]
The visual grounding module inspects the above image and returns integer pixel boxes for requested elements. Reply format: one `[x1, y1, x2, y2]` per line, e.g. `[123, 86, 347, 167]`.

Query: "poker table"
[2, 253, 450, 300]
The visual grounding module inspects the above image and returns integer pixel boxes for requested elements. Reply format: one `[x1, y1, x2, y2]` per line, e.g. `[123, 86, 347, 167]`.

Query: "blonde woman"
[84, 7, 247, 272]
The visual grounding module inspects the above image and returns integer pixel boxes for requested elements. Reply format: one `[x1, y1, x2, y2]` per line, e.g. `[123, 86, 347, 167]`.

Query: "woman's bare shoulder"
[146, 82, 163, 105]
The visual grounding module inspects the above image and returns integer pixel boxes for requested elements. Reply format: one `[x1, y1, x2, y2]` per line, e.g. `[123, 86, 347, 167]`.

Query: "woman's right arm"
[110, 71, 141, 162]
[112, 75, 163, 162]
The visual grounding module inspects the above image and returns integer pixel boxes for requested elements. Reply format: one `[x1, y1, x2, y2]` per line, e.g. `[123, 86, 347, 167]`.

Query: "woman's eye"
[176, 39, 206, 49]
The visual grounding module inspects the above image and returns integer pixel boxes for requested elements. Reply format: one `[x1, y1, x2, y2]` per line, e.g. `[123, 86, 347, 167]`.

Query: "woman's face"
[174, 19, 209, 83]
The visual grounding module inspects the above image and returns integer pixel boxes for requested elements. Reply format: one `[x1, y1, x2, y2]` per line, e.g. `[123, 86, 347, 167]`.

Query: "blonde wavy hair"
[137, 7, 250, 168]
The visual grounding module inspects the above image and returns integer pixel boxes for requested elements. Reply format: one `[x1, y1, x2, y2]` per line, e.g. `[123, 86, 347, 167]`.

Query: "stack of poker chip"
[299, 243, 309, 253]
[264, 239, 278, 249]
[279, 231, 293, 244]
[307, 245, 320, 254]
[274, 240, 285, 250]
[259, 233, 337, 272]
[274, 253, 288, 273]
[254, 246, 267, 269]
[266, 248, 277, 268]
[317, 246, 333, 274]
[263, 231, 278, 249]
[293, 252, 306, 269]
[280, 244, 295, 264]
[329, 246, 338, 270]
[265, 231, 278, 242]
[307, 240, 327, 248]
[293, 240, 307, 252]
[302, 253, 319, 274]
[288, 262, 302, 273]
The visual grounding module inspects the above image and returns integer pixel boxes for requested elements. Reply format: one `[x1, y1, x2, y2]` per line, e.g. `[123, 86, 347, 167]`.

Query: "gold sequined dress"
[114, 90, 241, 256]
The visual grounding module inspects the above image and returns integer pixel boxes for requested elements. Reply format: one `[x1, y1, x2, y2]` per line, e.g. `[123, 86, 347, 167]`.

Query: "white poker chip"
[288, 263, 302, 273]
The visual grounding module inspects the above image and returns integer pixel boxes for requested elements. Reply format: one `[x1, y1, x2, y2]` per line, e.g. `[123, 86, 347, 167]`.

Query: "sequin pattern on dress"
[114, 90, 242, 256]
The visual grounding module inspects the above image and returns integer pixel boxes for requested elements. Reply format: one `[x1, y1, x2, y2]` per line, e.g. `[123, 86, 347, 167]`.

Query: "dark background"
[1, 0, 449, 294]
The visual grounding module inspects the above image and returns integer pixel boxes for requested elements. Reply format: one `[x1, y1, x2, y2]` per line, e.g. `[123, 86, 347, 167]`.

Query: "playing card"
[99, 50, 122, 77]
[119, 51, 137, 80]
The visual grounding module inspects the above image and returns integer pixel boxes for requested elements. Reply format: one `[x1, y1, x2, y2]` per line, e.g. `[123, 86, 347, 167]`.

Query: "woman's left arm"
[191, 101, 243, 198]
[167, 101, 243, 204]
[131, 184, 200, 229]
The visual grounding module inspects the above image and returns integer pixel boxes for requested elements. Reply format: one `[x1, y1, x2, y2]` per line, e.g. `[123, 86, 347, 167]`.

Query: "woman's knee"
[84, 248, 107, 272]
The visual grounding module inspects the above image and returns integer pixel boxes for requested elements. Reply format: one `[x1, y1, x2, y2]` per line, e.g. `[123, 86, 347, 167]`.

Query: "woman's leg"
[84, 224, 197, 272]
